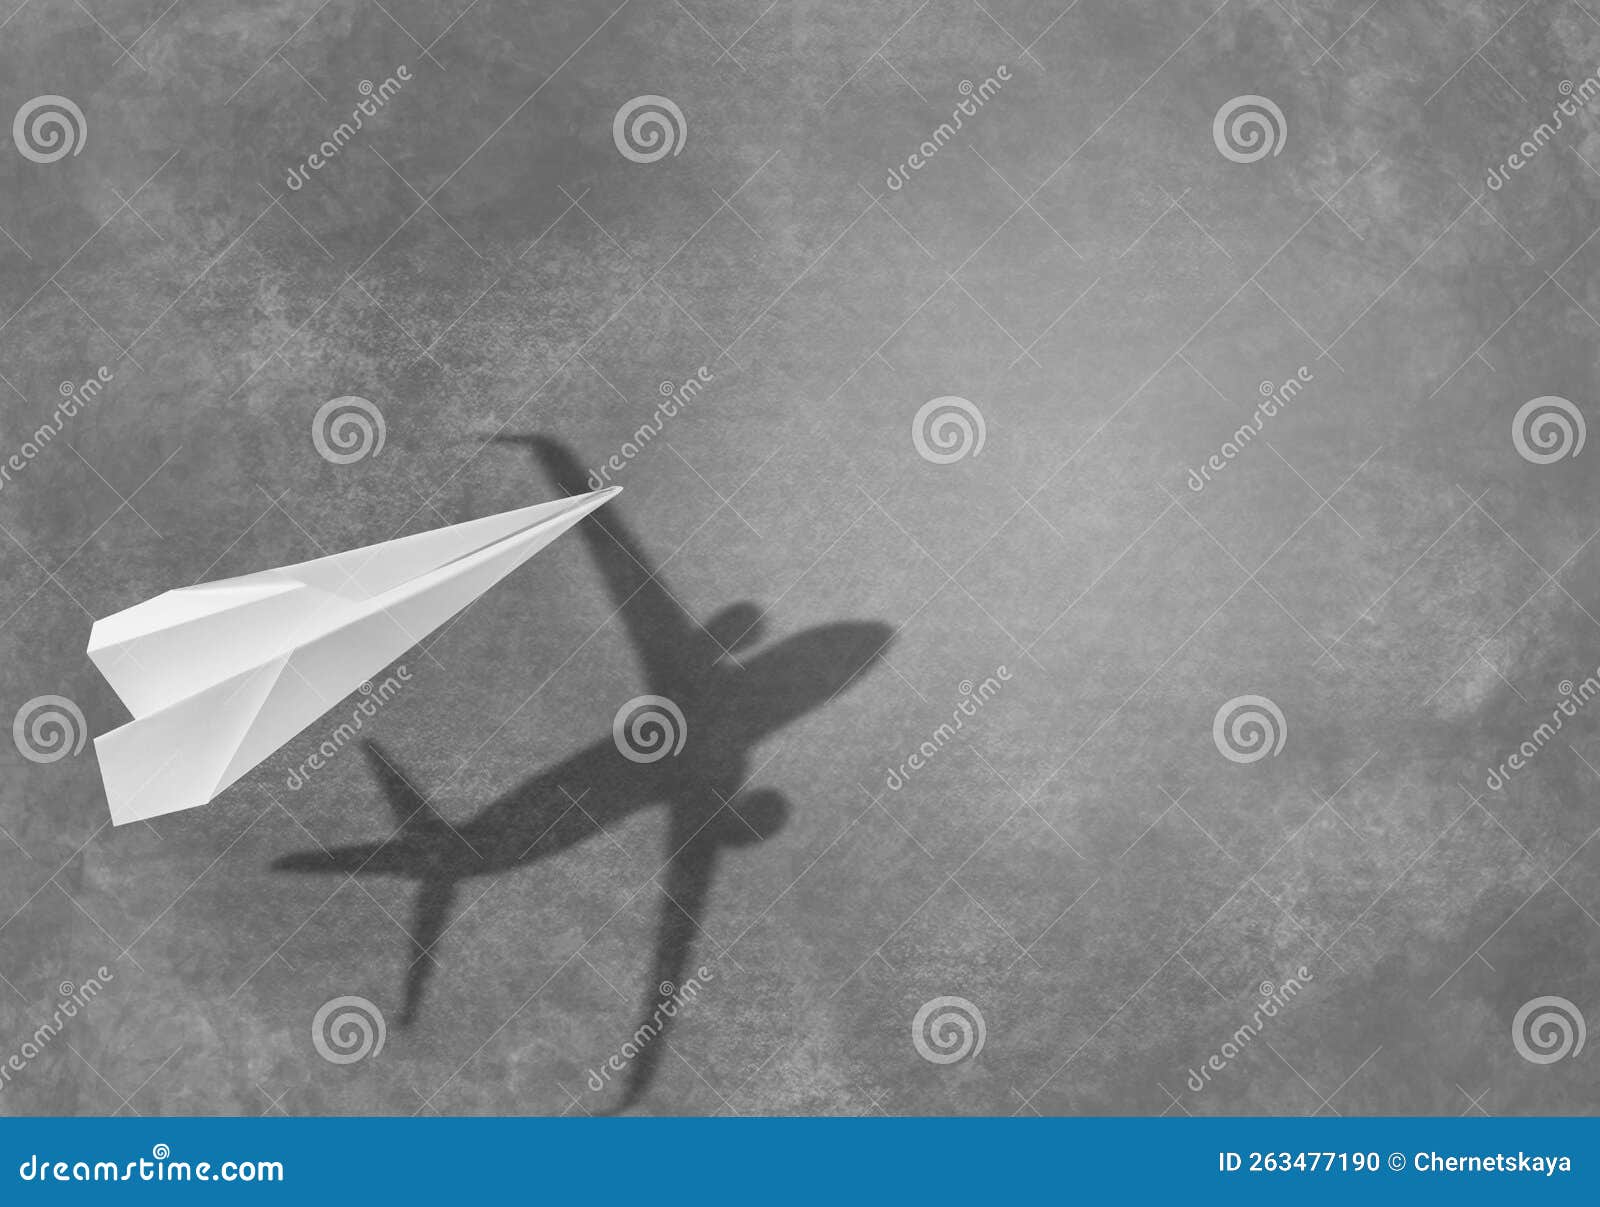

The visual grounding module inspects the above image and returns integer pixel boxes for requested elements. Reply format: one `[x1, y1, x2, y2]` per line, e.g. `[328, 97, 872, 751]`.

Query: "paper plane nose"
[577, 485, 622, 508]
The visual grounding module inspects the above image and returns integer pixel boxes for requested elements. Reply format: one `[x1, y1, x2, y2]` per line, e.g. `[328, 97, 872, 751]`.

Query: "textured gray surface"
[1, 0, 1598, 1116]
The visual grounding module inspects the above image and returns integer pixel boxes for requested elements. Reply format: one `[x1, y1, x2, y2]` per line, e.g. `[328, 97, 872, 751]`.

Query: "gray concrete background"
[1, 0, 1598, 1115]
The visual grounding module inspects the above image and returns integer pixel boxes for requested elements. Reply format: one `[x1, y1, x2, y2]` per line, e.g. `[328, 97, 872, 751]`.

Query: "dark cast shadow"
[273, 437, 893, 1112]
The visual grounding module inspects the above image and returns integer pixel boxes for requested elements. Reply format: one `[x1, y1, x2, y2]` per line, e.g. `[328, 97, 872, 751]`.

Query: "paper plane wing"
[87, 487, 619, 825]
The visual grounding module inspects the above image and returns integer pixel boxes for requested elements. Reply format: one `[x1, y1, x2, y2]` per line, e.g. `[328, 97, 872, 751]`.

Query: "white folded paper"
[87, 487, 620, 825]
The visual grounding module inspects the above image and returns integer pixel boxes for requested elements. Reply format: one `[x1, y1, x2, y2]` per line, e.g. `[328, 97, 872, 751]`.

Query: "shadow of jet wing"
[608, 786, 792, 1111]
[611, 808, 723, 1113]
[400, 877, 457, 1027]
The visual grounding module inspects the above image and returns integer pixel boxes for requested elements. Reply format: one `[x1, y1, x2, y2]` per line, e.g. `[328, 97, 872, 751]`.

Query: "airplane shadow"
[273, 436, 894, 1113]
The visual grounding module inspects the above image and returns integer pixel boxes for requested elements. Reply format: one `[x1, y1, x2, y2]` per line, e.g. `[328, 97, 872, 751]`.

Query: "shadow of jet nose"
[737, 620, 896, 716]
[816, 620, 896, 667]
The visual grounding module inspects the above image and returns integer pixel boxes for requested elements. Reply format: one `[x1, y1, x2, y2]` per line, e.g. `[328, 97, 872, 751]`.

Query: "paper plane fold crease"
[86, 487, 620, 825]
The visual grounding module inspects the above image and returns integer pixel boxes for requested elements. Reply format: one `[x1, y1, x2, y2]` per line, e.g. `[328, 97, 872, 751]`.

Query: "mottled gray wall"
[1, 0, 1597, 1116]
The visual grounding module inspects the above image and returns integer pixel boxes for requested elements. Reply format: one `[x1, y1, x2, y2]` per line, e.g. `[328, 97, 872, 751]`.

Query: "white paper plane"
[86, 487, 620, 826]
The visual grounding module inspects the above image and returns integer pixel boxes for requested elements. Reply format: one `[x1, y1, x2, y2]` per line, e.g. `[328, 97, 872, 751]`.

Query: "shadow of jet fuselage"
[274, 437, 892, 1111]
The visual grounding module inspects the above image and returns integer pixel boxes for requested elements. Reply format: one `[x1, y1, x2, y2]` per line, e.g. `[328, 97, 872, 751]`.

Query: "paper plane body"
[87, 488, 620, 825]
